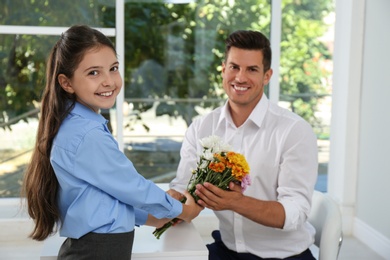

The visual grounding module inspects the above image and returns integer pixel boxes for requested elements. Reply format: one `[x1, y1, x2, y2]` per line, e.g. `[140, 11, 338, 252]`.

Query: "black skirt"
[58, 231, 135, 260]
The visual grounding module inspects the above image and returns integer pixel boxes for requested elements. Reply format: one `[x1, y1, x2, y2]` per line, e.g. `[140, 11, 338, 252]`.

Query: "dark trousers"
[206, 230, 315, 260]
[58, 231, 135, 260]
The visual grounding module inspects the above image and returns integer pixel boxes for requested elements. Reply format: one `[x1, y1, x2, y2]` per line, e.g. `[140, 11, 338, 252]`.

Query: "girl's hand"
[179, 190, 203, 223]
[145, 214, 171, 228]
[167, 189, 185, 201]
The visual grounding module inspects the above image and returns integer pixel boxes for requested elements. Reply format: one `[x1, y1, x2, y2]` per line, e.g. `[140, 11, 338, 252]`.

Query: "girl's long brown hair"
[21, 25, 116, 241]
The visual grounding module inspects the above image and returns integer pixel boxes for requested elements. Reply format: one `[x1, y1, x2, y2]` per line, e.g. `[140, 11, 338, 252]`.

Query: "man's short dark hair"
[225, 30, 272, 72]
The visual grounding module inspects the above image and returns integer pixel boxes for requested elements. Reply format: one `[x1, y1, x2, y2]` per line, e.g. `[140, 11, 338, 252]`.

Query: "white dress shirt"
[170, 95, 318, 258]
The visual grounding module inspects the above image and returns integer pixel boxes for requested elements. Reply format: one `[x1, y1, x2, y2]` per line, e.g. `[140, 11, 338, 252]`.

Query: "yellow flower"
[226, 152, 250, 181]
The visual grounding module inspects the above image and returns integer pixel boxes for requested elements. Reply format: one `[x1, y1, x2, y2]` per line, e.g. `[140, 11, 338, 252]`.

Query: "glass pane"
[0, 34, 55, 197]
[278, 1, 334, 191]
[123, 0, 272, 181]
[0, 119, 38, 197]
[0, 0, 115, 27]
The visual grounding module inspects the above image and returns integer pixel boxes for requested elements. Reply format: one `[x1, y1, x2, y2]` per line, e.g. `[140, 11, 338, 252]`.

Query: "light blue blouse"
[51, 102, 181, 239]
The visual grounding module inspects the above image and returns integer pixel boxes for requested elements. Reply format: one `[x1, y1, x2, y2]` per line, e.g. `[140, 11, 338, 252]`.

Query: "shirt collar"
[218, 100, 230, 126]
[248, 94, 268, 128]
[217, 94, 269, 129]
[71, 102, 108, 125]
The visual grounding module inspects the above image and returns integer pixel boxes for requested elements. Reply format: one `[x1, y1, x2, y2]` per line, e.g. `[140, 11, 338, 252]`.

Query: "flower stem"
[153, 197, 187, 239]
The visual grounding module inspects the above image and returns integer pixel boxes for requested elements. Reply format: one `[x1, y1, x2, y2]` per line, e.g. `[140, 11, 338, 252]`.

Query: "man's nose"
[235, 69, 247, 82]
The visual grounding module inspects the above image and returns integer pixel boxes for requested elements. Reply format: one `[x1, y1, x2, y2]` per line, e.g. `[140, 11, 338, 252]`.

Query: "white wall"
[328, 0, 365, 236]
[355, 0, 390, 249]
[329, 0, 390, 257]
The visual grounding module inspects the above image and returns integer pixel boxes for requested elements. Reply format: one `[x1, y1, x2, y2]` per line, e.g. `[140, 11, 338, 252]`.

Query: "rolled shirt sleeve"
[276, 120, 318, 231]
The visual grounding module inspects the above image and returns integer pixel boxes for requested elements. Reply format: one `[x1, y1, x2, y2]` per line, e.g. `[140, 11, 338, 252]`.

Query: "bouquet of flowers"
[153, 135, 251, 239]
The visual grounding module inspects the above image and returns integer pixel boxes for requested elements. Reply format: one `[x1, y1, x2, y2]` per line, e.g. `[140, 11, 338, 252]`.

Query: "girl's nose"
[102, 73, 115, 87]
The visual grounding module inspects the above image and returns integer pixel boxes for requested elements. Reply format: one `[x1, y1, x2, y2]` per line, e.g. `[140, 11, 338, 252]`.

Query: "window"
[0, 0, 334, 197]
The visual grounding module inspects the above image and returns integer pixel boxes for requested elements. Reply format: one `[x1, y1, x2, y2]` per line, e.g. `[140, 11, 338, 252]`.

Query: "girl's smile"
[96, 91, 114, 97]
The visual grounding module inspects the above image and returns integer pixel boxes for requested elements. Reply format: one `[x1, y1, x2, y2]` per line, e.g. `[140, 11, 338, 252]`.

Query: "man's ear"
[221, 62, 226, 78]
[263, 68, 273, 86]
[58, 74, 74, 94]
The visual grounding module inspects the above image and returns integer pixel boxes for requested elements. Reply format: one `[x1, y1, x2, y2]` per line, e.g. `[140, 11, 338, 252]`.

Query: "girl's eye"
[111, 66, 119, 72]
[88, 70, 98, 76]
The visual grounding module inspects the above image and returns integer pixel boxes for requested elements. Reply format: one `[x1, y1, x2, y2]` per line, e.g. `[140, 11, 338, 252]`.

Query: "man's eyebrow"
[247, 65, 260, 69]
[229, 62, 261, 69]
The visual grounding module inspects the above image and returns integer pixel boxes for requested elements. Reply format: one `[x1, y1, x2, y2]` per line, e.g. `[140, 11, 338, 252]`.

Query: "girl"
[22, 24, 201, 259]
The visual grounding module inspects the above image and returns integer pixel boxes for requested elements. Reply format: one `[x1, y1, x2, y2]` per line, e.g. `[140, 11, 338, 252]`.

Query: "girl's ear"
[58, 74, 74, 94]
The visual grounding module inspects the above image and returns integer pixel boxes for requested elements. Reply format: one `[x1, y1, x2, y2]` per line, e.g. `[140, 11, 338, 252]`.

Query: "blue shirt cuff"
[134, 208, 148, 226]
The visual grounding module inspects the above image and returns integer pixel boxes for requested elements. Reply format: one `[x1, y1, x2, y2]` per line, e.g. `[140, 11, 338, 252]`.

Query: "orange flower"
[214, 153, 227, 164]
[209, 161, 226, 173]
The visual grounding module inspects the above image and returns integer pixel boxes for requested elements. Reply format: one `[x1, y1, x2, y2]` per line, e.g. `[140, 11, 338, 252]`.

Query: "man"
[169, 30, 318, 259]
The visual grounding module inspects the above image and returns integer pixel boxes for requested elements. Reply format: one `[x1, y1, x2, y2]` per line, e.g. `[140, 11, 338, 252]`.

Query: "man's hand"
[195, 181, 286, 228]
[195, 181, 243, 211]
